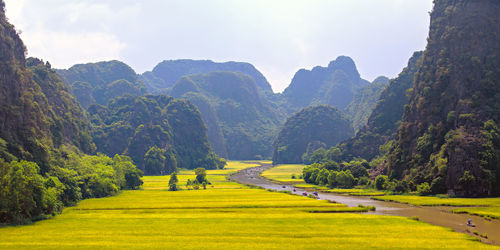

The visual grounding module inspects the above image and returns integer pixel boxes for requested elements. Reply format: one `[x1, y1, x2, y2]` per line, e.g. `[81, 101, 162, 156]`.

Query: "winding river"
[230, 164, 500, 246]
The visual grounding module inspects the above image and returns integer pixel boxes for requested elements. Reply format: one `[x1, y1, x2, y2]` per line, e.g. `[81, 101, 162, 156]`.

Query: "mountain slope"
[143, 59, 273, 94]
[57, 61, 147, 108]
[88, 95, 222, 173]
[345, 76, 389, 131]
[272, 105, 354, 164]
[280, 56, 369, 114]
[329, 52, 423, 163]
[387, 0, 500, 196]
[171, 71, 283, 159]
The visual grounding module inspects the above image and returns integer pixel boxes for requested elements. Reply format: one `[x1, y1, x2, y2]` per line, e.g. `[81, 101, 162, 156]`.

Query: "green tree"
[168, 172, 178, 191]
[195, 168, 207, 184]
[375, 175, 389, 190]
[144, 146, 166, 175]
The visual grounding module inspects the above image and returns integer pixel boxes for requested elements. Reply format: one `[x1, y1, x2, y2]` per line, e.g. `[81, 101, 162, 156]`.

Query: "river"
[230, 164, 500, 246]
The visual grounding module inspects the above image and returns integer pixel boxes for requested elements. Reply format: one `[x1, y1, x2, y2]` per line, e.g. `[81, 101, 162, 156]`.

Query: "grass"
[373, 195, 500, 220]
[323, 189, 385, 196]
[261, 164, 306, 183]
[372, 195, 500, 207]
[0, 161, 495, 249]
[452, 207, 500, 220]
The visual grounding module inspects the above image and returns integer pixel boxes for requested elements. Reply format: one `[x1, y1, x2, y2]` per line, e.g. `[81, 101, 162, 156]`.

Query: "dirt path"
[230, 164, 500, 246]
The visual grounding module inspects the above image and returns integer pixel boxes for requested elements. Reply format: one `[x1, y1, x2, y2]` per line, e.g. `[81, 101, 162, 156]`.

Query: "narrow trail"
[230, 164, 500, 246]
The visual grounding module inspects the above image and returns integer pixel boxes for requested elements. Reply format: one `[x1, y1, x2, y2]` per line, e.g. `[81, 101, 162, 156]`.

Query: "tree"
[144, 146, 166, 175]
[375, 175, 389, 190]
[168, 172, 178, 191]
[195, 168, 207, 184]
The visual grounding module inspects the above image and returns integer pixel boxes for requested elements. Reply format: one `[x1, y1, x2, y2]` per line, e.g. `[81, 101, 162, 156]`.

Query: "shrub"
[417, 182, 432, 195]
[375, 175, 389, 190]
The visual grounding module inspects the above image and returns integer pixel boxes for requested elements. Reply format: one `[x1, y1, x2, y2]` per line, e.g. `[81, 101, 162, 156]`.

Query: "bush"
[375, 175, 389, 190]
[417, 182, 432, 195]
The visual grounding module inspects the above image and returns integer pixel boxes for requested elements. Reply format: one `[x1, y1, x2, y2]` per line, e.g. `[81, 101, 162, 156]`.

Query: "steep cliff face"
[329, 52, 422, 163]
[388, 0, 500, 196]
[0, 2, 93, 170]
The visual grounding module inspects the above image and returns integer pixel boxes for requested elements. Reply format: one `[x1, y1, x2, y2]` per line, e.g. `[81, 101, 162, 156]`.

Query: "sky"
[4, 0, 433, 93]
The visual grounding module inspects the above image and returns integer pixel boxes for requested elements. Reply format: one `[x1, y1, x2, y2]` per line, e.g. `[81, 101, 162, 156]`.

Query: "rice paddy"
[0, 161, 495, 249]
[261, 164, 306, 183]
[373, 195, 500, 220]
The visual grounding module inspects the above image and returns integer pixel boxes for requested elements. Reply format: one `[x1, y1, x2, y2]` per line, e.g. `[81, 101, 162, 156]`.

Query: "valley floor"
[0, 161, 494, 249]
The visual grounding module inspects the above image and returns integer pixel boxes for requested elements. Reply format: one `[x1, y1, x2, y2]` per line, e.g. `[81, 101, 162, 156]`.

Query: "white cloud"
[22, 30, 126, 68]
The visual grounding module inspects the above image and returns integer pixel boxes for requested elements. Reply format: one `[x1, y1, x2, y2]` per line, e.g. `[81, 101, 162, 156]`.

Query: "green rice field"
[0, 161, 494, 249]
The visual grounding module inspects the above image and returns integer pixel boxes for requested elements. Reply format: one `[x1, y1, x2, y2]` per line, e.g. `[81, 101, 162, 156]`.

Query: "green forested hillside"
[0, 0, 142, 225]
[327, 52, 422, 163]
[171, 71, 284, 159]
[57, 61, 147, 108]
[387, 0, 500, 196]
[272, 105, 353, 164]
[88, 95, 224, 174]
[345, 76, 389, 131]
[280, 56, 370, 115]
[142, 59, 274, 95]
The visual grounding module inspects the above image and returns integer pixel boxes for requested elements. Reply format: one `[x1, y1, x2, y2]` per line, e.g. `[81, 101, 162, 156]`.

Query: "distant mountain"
[171, 71, 283, 159]
[329, 51, 423, 163]
[57, 61, 147, 108]
[387, 0, 500, 196]
[88, 95, 223, 174]
[280, 56, 370, 114]
[272, 105, 353, 164]
[142, 59, 274, 95]
[345, 76, 389, 131]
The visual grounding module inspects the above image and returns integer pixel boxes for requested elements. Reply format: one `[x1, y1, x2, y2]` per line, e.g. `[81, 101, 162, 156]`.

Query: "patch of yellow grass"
[262, 164, 306, 183]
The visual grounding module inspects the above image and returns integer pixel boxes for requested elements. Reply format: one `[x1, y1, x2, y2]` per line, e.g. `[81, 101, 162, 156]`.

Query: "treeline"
[0, 152, 142, 224]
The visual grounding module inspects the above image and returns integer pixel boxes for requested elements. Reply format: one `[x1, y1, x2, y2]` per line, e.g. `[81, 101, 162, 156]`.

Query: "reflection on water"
[231, 165, 500, 246]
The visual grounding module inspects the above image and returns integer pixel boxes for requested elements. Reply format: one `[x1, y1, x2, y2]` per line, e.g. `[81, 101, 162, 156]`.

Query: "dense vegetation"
[325, 52, 423, 163]
[142, 59, 274, 95]
[0, 0, 142, 225]
[88, 95, 225, 174]
[272, 105, 353, 164]
[57, 61, 147, 108]
[304, 0, 500, 197]
[171, 71, 284, 159]
[345, 76, 389, 131]
[386, 0, 500, 197]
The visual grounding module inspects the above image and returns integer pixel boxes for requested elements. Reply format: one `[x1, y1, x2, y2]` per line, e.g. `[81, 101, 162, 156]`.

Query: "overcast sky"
[4, 0, 433, 93]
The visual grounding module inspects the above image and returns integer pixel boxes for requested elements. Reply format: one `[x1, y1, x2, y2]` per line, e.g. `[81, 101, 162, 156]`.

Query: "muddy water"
[230, 165, 500, 246]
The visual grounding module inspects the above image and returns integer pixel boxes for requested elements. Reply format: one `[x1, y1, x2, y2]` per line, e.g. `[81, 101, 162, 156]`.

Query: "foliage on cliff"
[171, 71, 284, 159]
[387, 0, 500, 196]
[272, 105, 353, 164]
[88, 95, 224, 174]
